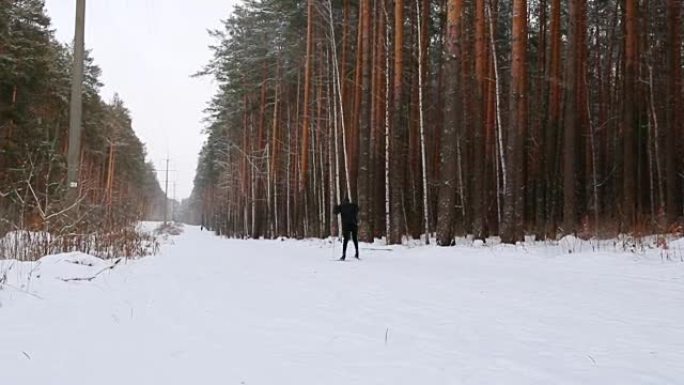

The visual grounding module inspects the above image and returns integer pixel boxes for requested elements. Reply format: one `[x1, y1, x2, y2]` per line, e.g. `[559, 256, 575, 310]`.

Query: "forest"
[188, 0, 684, 245]
[0, 0, 166, 259]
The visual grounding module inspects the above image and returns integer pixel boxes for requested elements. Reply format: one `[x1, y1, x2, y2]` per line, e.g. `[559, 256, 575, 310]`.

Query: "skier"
[333, 197, 359, 260]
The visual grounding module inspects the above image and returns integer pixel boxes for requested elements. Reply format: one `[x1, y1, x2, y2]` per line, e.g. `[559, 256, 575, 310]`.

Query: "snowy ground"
[1, 225, 683, 385]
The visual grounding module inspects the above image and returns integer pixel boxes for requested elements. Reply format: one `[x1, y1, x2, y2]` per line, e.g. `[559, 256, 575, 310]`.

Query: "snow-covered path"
[2, 226, 683, 385]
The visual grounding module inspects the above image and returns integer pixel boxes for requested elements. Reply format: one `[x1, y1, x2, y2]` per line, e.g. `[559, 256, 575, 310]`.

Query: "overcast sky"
[44, 0, 238, 200]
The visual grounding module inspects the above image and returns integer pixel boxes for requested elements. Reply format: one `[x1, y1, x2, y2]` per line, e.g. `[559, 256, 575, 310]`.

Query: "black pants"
[342, 227, 359, 258]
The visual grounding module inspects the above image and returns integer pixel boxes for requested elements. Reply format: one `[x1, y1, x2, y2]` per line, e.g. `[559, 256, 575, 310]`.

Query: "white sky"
[44, 0, 238, 200]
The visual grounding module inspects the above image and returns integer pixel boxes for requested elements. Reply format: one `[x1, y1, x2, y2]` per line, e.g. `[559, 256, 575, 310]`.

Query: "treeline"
[189, 0, 683, 244]
[0, 0, 165, 256]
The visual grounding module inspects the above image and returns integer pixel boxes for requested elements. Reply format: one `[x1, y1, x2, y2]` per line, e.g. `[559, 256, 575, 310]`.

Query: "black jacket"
[334, 202, 359, 230]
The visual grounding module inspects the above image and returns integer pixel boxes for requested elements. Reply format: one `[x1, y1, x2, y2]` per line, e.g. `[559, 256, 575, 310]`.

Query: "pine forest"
[188, 0, 684, 244]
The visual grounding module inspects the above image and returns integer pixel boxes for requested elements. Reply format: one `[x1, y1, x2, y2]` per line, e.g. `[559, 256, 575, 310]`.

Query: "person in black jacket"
[334, 197, 359, 260]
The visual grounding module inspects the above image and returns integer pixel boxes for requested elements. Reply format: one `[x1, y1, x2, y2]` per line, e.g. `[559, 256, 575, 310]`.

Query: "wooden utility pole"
[164, 156, 170, 224]
[154, 157, 174, 225]
[172, 182, 176, 222]
[66, 0, 86, 201]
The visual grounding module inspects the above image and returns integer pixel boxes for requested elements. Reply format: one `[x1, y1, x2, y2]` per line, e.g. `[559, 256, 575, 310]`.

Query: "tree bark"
[544, 0, 562, 237]
[622, 0, 638, 230]
[389, 0, 407, 244]
[416, 0, 430, 244]
[666, 0, 682, 223]
[472, 0, 487, 239]
[435, 0, 463, 246]
[299, 0, 314, 236]
[501, 0, 527, 244]
[562, 0, 582, 234]
[358, 0, 373, 242]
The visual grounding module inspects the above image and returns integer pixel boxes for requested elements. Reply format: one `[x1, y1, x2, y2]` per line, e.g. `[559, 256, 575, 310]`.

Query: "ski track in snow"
[1, 225, 683, 385]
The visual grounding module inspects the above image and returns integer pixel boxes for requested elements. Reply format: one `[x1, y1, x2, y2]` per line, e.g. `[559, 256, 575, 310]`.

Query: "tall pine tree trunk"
[416, 0, 430, 244]
[472, 0, 487, 239]
[358, 0, 373, 242]
[666, 0, 682, 223]
[544, 0, 562, 237]
[299, 0, 314, 237]
[562, 0, 582, 234]
[389, 0, 407, 244]
[383, 0, 391, 243]
[622, 0, 638, 230]
[501, 0, 527, 244]
[435, 0, 463, 246]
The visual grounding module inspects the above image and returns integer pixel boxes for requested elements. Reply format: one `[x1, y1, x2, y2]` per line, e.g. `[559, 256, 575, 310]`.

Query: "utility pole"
[172, 182, 177, 222]
[164, 156, 169, 225]
[66, 0, 86, 202]
[153, 157, 175, 225]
